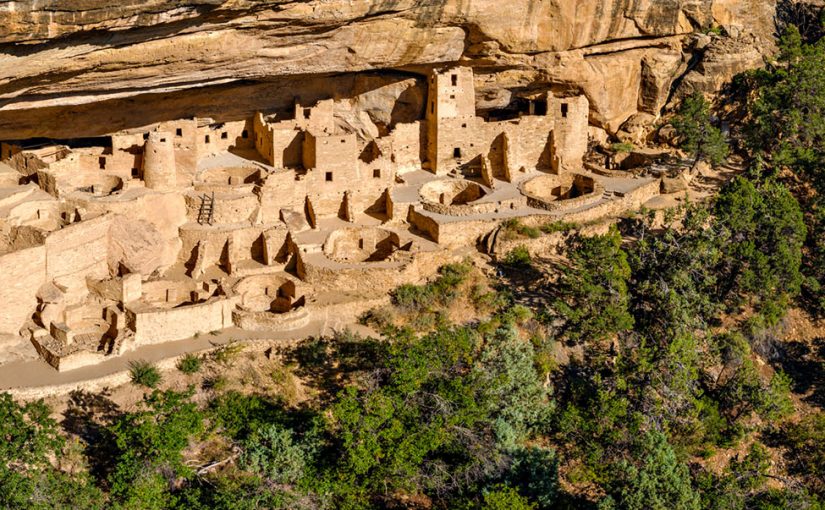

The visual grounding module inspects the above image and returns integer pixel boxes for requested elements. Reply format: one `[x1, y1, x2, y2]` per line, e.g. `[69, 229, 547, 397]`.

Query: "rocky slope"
[0, 0, 778, 140]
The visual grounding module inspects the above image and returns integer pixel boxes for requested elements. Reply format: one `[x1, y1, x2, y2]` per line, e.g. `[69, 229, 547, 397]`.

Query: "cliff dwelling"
[0, 66, 664, 372]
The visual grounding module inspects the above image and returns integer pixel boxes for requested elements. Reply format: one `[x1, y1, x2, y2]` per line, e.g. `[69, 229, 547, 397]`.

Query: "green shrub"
[106, 389, 204, 505]
[501, 219, 542, 239]
[551, 226, 633, 343]
[481, 485, 536, 510]
[209, 391, 288, 440]
[703, 25, 723, 36]
[129, 360, 162, 388]
[392, 261, 472, 313]
[240, 424, 308, 484]
[176, 353, 202, 374]
[540, 221, 577, 234]
[611, 142, 634, 153]
[470, 284, 509, 313]
[503, 246, 532, 267]
[202, 375, 229, 393]
[209, 342, 244, 367]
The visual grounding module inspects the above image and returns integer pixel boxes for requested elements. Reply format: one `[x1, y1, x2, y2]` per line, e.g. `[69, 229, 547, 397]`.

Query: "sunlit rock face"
[0, 0, 777, 139]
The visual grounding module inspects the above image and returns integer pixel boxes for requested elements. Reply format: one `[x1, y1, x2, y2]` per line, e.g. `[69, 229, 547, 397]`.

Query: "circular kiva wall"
[231, 274, 311, 331]
[233, 274, 304, 313]
[419, 179, 498, 215]
[68, 174, 124, 196]
[323, 227, 401, 263]
[519, 173, 604, 211]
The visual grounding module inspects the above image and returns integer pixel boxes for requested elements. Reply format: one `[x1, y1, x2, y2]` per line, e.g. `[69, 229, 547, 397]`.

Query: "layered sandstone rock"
[0, 0, 778, 140]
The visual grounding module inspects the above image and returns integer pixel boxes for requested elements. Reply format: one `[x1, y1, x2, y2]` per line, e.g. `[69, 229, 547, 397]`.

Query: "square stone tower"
[426, 67, 477, 175]
[549, 95, 589, 174]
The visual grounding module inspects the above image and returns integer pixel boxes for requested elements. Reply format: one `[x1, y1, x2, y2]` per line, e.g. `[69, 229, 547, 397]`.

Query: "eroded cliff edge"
[0, 0, 778, 140]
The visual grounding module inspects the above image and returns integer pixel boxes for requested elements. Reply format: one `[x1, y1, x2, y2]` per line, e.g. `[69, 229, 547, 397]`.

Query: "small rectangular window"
[176, 128, 183, 137]
[303, 108, 311, 120]
[325, 172, 333, 182]
[98, 157, 106, 170]
[242, 130, 249, 139]
[561, 103, 569, 118]
[341, 139, 346, 143]
[373, 169, 381, 178]
[451, 74, 458, 86]
[453, 147, 462, 158]
[205, 135, 211, 144]
[221, 132, 228, 140]
[450, 94, 455, 99]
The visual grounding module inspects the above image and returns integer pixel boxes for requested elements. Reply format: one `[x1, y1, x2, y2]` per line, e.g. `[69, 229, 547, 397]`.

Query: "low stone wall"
[562, 178, 660, 224]
[421, 196, 525, 216]
[232, 307, 311, 332]
[127, 296, 239, 346]
[585, 161, 632, 178]
[318, 295, 390, 329]
[408, 208, 500, 249]
[323, 227, 400, 262]
[408, 207, 440, 241]
[299, 248, 458, 296]
[436, 217, 500, 249]
[54, 350, 108, 372]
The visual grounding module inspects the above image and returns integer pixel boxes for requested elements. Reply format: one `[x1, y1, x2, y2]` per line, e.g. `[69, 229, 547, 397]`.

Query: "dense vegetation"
[1, 20, 824, 510]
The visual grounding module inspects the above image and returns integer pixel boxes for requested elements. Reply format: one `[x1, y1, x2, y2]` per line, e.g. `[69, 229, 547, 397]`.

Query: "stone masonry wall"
[0, 245, 46, 335]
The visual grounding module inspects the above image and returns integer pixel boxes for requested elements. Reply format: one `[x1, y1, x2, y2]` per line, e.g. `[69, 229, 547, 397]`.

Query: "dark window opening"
[303, 108, 311, 119]
[221, 132, 228, 140]
[160, 138, 166, 143]
[98, 157, 106, 170]
[131, 168, 139, 178]
[205, 135, 211, 144]
[242, 130, 249, 139]
[325, 172, 333, 182]
[534, 100, 548, 116]
[561, 103, 569, 118]
[450, 94, 455, 99]
[143, 133, 149, 141]
[451, 74, 458, 86]
[431, 102, 435, 114]
[462, 123, 467, 128]
[453, 147, 462, 158]
[176, 128, 183, 137]
[373, 169, 381, 178]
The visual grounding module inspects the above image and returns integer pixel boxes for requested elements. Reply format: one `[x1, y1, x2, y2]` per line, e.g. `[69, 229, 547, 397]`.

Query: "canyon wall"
[0, 0, 779, 140]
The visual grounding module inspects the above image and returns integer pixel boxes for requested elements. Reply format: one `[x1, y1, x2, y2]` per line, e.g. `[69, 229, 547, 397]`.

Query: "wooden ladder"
[197, 192, 215, 225]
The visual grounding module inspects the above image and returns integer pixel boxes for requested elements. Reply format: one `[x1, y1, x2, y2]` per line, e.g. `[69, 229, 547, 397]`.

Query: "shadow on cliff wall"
[0, 70, 426, 141]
